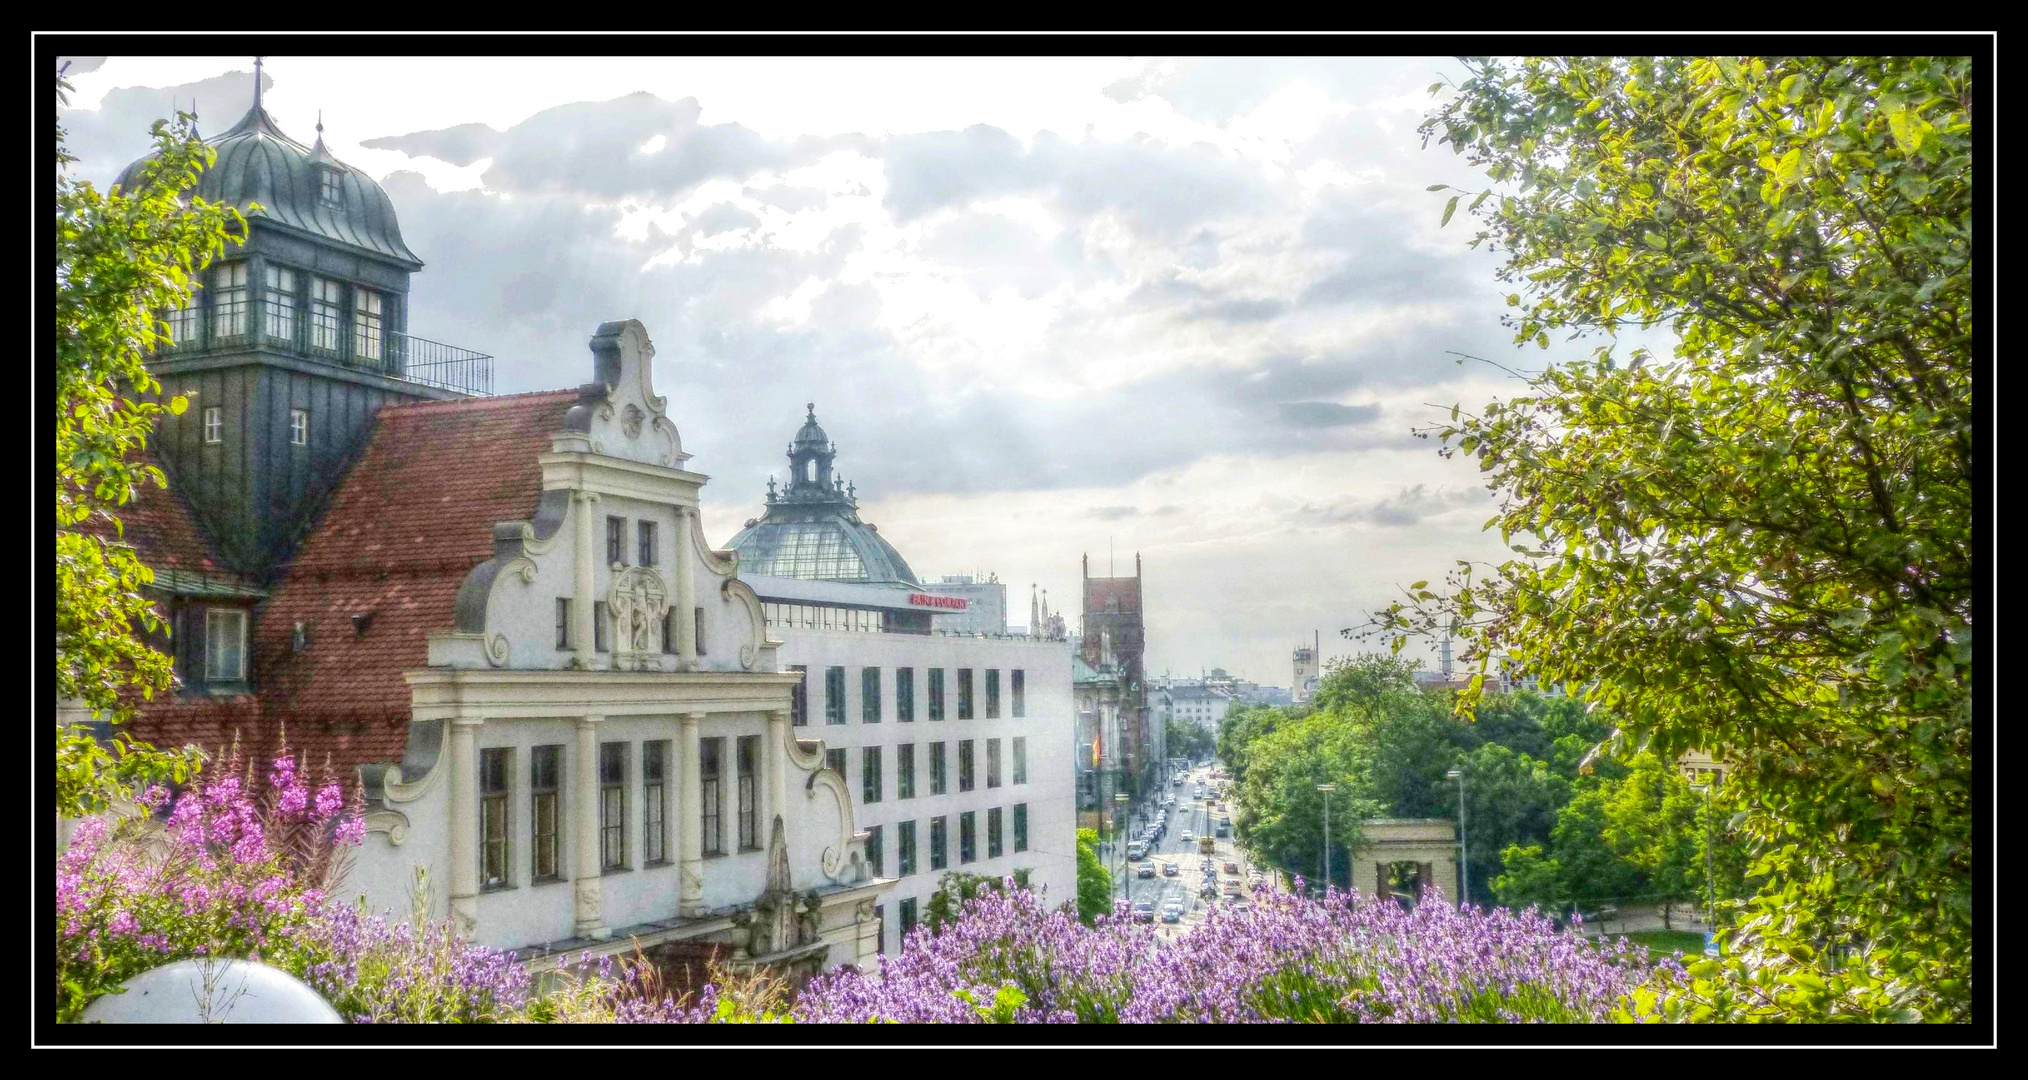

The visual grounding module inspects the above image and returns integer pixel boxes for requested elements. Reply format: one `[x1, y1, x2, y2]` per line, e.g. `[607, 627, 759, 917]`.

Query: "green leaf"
[1441, 194, 1461, 227]
[1770, 148, 1803, 190]
[1427, 183, 1449, 191]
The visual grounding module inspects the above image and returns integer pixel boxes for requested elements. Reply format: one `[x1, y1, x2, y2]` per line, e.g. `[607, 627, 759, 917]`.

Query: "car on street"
[1137, 863, 1156, 879]
[1133, 901, 1156, 923]
[1216, 824, 1230, 838]
[1161, 902, 1183, 923]
[1127, 841, 1146, 861]
[1162, 862, 1179, 877]
[1180, 831, 1193, 843]
[1200, 882, 1219, 899]
[1224, 862, 1241, 875]
[1223, 882, 1243, 900]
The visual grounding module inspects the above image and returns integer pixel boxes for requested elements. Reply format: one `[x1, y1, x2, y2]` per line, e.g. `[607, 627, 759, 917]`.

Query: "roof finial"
[253, 56, 264, 110]
[316, 108, 324, 136]
[806, 402, 815, 418]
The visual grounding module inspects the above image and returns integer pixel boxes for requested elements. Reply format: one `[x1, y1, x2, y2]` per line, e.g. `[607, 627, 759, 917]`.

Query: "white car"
[1181, 831, 1194, 843]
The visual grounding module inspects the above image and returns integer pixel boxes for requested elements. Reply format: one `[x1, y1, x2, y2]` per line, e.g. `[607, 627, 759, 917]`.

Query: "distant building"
[924, 574, 1007, 635]
[1081, 554, 1154, 794]
[1292, 639, 1320, 705]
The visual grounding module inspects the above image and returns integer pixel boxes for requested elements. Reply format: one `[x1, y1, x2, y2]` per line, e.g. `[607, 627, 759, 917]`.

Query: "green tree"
[1492, 843, 1566, 914]
[1443, 743, 1571, 906]
[1164, 714, 1215, 762]
[1230, 711, 1379, 891]
[1216, 703, 1297, 785]
[1601, 752, 1703, 929]
[55, 70, 246, 818]
[922, 867, 1033, 936]
[1073, 828, 1111, 924]
[1549, 779, 1649, 917]
[1389, 56, 1972, 1021]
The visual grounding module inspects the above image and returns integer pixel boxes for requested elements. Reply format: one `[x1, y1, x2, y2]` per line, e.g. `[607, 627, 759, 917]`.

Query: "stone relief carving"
[798, 890, 824, 945]
[608, 565, 669, 670]
[740, 817, 803, 959]
[484, 633, 510, 667]
[622, 403, 645, 439]
[575, 877, 602, 914]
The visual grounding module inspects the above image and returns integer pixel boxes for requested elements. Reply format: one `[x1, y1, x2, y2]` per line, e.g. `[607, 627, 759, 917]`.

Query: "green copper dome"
[114, 104, 423, 270]
[726, 404, 920, 586]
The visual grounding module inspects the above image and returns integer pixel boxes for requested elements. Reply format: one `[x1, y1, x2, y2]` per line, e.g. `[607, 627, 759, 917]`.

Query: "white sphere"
[78, 959, 344, 1024]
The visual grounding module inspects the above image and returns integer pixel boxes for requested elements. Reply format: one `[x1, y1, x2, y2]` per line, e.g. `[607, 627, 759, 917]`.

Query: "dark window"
[1014, 803, 1028, 853]
[532, 746, 562, 882]
[928, 668, 946, 721]
[866, 824, 883, 878]
[958, 739, 975, 792]
[986, 669, 1001, 719]
[826, 747, 847, 777]
[897, 668, 914, 722]
[987, 738, 1002, 789]
[662, 610, 675, 654]
[1012, 670, 1025, 718]
[1013, 737, 1028, 785]
[929, 741, 947, 795]
[556, 598, 571, 649]
[930, 816, 948, 871]
[862, 746, 882, 805]
[638, 520, 657, 567]
[957, 669, 974, 719]
[643, 741, 669, 864]
[480, 748, 510, 889]
[825, 667, 846, 724]
[701, 738, 724, 856]
[897, 743, 916, 800]
[695, 608, 706, 656]
[593, 601, 610, 652]
[960, 811, 977, 864]
[599, 743, 628, 871]
[988, 807, 1003, 859]
[607, 515, 626, 566]
[738, 735, 759, 850]
[862, 667, 881, 724]
[790, 666, 809, 726]
[898, 820, 917, 877]
[875, 903, 885, 955]
[899, 896, 918, 942]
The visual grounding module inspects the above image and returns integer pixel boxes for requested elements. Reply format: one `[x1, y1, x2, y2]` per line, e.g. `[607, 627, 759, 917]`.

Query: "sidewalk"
[1579, 904, 1713, 938]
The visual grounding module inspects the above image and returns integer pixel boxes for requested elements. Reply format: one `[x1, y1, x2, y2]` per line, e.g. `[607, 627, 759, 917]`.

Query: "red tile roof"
[77, 442, 226, 578]
[124, 389, 579, 779]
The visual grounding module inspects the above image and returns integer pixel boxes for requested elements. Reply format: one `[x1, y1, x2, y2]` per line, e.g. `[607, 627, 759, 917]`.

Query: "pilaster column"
[572, 491, 600, 668]
[766, 708, 790, 835]
[674, 507, 698, 669]
[573, 714, 608, 939]
[679, 711, 706, 917]
[447, 717, 483, 932]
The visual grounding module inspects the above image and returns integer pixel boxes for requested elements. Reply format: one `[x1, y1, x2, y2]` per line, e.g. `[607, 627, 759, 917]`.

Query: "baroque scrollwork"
[608, 565, 669, 661]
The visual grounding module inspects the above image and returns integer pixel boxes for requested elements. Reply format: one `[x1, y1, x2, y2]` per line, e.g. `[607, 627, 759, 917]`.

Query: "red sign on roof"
[909, 593, 968, 610]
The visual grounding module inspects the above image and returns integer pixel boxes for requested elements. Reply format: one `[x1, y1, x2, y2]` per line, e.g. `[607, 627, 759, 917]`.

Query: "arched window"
[805, 459, 816, 483]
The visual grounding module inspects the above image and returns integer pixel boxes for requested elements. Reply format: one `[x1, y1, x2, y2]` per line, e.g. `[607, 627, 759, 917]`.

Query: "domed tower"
[725, 404, 921, 586]
[117, 76, 493, 580]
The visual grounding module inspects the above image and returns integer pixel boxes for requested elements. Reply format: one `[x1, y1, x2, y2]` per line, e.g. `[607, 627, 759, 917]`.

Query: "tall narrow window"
[897, 743, 916, 800]
[929, 741, 947, 795]
[202, 407, 222, 445]
[957, 669, 974, 720]
[988, 807, 1003, 859]
[289, 408, 308, 446]
[958, 739, 975, 793]
[862, 746, 882, 805]
[695, 608, 706, 656]
[352, 287, 383, 362]
[987, 738, 1002, 789]
[1013, 804, 1028, 853]
[599, 742, 628, 871]
[790, 666, 808, 726]
[896, 668, 914, 722]
[532, 745, 561, 882]
[900, 896, 918, 940]
[637, 520, 657, 567]
[875, 903, 885, 955]
[930, 816, 948, 871]
[606, 516, 626, 566]
[898, 820, 917, 877]
[862, 667, 881, 724]
[480, 748, 510, 888]
[643, 741, 668, 865]
[555, 598, 571, 650]
[593, 601, 610, 652]
[310, 278, 343, 353]
[737, 735, 759, 850]
[1012, 670, 1025, 718]
[701, 738, 724, 856]
[214, 261, 249, 340]
[168, 288, 202, 346]
[662, 610, 675, 654]
[928, 668, 946, 721]
[960, 811, 977, 864]
[264, 264, 296, 342]
[319, 167, 343, 207]
[826, 747, 847, 777]
[825, 667, 846, 724]
[204, 609, 246, 682]
[986, 669, 1001, 719]
[865, 824, 883, 878]
[1013, 737, 1028, 785]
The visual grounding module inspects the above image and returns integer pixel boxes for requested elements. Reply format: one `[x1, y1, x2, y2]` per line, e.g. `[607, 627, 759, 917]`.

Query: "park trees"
[1074, 828, 1112, 925]
[54, 70, 246, 817]
[1392, 57, 1973, 1019]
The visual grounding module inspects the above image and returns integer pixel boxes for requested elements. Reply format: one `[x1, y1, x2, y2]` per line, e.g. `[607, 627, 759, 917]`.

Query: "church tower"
[117, 68, 492, 580]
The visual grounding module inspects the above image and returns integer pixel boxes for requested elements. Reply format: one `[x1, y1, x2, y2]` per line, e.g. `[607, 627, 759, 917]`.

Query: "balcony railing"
[157, 299, 494, 397]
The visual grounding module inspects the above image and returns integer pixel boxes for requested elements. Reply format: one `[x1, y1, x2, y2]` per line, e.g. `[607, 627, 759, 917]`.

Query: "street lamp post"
[1317, 782, 1337, 895]
[1691, 780, 1716, 936]
[1116, 791, 1132, 909]
[1446, 768, 1467, 907]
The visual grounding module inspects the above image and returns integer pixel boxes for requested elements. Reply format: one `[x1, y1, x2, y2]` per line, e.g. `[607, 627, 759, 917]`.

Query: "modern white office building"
[725, 407, 1077, 956]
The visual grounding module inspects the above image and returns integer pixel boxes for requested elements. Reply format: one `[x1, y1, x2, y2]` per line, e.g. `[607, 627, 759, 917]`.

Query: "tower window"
[202, 407, 222, 445]
[352, 287, 383, 362]
[167, 289, 202, 346]
[289, 408, 308, 446]
[309, 278, 343, 354]
[213, 261, 249, 340]
[319, 168, 342, 207]
[264, 265, 296, 342]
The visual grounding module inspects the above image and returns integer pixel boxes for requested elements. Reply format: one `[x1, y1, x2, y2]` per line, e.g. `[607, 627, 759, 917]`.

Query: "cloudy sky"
[60, 53, 1558, 687]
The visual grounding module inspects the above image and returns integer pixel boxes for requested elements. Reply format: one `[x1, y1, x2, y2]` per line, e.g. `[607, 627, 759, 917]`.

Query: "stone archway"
[1349, 819, 1459, 906]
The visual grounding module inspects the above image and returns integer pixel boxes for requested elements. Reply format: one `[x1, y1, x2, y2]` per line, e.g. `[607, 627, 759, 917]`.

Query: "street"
[1109, 764, 1262, 940]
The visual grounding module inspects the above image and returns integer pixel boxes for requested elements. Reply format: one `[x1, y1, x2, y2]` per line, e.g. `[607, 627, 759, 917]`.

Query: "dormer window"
[205, 608, 247, 682]
[318, 167, 343, 208]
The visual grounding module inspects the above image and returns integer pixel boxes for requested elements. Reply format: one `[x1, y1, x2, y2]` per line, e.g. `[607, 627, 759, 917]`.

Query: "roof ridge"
[379, 387, 578, 414]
